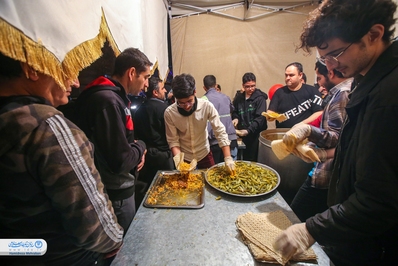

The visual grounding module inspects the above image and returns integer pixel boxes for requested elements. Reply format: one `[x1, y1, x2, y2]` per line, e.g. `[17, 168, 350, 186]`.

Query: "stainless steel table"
[111, 178, 330, 266]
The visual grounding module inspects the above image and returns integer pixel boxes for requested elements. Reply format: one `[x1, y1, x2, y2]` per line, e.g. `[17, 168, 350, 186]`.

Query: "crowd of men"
[1, 0, 398, 265]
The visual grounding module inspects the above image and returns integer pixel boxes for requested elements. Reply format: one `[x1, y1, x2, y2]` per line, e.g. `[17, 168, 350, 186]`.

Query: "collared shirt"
[164, 97, 230, 162]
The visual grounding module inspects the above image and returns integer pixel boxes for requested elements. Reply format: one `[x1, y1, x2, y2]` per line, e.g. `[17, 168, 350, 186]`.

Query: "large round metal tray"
[205, 161, 280, 197]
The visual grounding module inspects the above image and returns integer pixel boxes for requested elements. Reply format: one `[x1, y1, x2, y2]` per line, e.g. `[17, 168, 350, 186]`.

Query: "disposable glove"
[273, 223, 315, 262]
[283, 123, 312, 152]
[232, 118, 239, 127]
[292, 145, 327, 163]
[224, 156, 236, 175]
[236, 129, 248, 137]
[173, 152, 184, 170]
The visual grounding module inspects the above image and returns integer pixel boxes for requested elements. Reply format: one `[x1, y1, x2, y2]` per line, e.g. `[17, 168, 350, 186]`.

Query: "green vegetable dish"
[206, 161, 280, 197]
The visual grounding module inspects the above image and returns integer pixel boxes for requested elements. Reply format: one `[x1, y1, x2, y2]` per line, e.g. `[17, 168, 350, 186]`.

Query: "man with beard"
[164, 73, 235, 174]
[133, 76, 174, 204]
[287, 60, 352, 222]
[274, 0, 398, 264]
[268, 62, 323, 128]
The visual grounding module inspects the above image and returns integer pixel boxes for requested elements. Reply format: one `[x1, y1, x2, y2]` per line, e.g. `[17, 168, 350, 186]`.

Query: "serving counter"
[111, 172, 330, 266]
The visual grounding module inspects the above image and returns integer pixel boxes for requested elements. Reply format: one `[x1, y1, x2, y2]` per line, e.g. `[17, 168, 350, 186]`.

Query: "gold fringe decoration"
[0, 9, 120, 91]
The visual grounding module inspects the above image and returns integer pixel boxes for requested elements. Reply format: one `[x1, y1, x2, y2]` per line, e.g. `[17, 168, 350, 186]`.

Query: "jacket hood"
[236, 88, 268, 101]
[78, 76, 125, 103]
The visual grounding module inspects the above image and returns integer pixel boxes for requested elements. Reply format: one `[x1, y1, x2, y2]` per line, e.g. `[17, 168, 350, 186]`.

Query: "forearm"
[171, 146, 181, 156]
[221, 145, 231, 157]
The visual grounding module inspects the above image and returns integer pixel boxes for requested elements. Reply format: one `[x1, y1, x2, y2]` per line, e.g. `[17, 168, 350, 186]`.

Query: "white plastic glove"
[273, 223, 315, 262]
[283, 123, 312, 152]
[235, 129, 248, 137]
[232, 118, 239, 128]
[173, 152, 184, 170]
[224, 156, 236, 175]
[292, 145, 327, 163]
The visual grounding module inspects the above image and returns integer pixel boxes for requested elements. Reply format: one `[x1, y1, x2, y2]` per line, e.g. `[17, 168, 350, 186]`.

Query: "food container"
[258, 129, 314, 204]
[143, 170, 205, 209]
[205, 161, 280, 197]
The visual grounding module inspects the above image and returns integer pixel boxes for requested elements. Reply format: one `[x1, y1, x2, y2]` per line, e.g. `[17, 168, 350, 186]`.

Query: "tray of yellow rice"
[143, 170, 205, 209]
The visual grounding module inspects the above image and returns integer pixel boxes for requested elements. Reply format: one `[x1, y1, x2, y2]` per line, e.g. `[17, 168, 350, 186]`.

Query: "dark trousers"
[242, 134, 259, 161]
[289, 176, 328, 222]
[210, 140, 238, 164]
[111, 193, 136, 234]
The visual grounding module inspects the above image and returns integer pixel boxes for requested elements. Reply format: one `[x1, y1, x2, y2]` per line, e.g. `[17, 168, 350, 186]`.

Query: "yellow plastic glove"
[283, 123, 312, 152]
[224, 156, 236, 175]
[232, 118, 239, 128]
[235, 129, 248, 137]
[273, 223, 315, 262]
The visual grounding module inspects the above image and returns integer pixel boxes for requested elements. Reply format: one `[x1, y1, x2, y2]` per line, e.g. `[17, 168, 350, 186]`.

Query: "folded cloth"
[271, 139, 320, 162]
[236, 211, 317, 265]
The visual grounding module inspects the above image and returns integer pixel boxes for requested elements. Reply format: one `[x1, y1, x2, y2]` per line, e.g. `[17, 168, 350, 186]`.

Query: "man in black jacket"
[74, 48, 151, 233]
[231, 72, 268, 161]
[133, 76, 174, 204]
[274, 1, 398, 265]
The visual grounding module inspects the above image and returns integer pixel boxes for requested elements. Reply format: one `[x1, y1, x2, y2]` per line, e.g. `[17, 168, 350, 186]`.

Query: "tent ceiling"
[167, 0, 319, 19]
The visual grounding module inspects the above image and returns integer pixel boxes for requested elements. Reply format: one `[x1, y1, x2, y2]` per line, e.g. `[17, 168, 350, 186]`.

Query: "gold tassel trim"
[0, 9, 120, 91]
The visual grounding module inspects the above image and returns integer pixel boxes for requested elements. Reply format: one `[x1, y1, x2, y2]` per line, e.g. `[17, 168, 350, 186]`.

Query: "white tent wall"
[170, 3, 319, 101]
[104, 0, 169, 79]
[0, 0, 169, 85]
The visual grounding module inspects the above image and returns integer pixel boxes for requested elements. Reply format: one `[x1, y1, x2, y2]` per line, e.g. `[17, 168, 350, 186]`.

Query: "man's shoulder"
[301, 83, 317, 91]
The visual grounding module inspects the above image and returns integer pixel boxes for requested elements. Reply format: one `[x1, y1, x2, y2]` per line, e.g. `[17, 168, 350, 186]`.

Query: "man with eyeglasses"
[231, 72, 268, 162]
[273, 0, 398, 265]
[267, 62, 323, 128]
[164, 73, 235, 174]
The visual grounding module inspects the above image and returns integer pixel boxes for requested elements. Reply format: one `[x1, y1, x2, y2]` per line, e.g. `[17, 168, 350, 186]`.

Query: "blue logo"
[35, 241, 43, 249]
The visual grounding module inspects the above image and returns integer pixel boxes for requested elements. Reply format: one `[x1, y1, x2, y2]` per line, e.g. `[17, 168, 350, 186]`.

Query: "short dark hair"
[0, 52, 23, 79]
[203, 75, 216, 89]
[145, 76, 162, 98]
[242, 72, 256, 84]
[172, 73, 196, 99]
[298, 0, 397, 53]
[315, 61, 344, 78]
[285, 62, 303, 73]
[112, 48, 153, 77]
[302, 72, 307, 83]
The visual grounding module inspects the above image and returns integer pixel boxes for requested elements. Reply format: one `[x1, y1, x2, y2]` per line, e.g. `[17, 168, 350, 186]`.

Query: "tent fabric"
[170, 3, 319, 101]
[169, 1, 317, 18]
[0, 0, 169, 90]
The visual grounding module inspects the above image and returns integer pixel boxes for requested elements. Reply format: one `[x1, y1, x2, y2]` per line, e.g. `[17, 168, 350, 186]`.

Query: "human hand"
[173, 152, 184, 170]
[224, 156, 236, 175]
[291, 145, 326, 163]
[232, 118, 239, 127]
[273, 223, 315, 261]
[236, 129, 248, 137]
[283, 124, 312, 152]
[137, 150, 146, 171]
